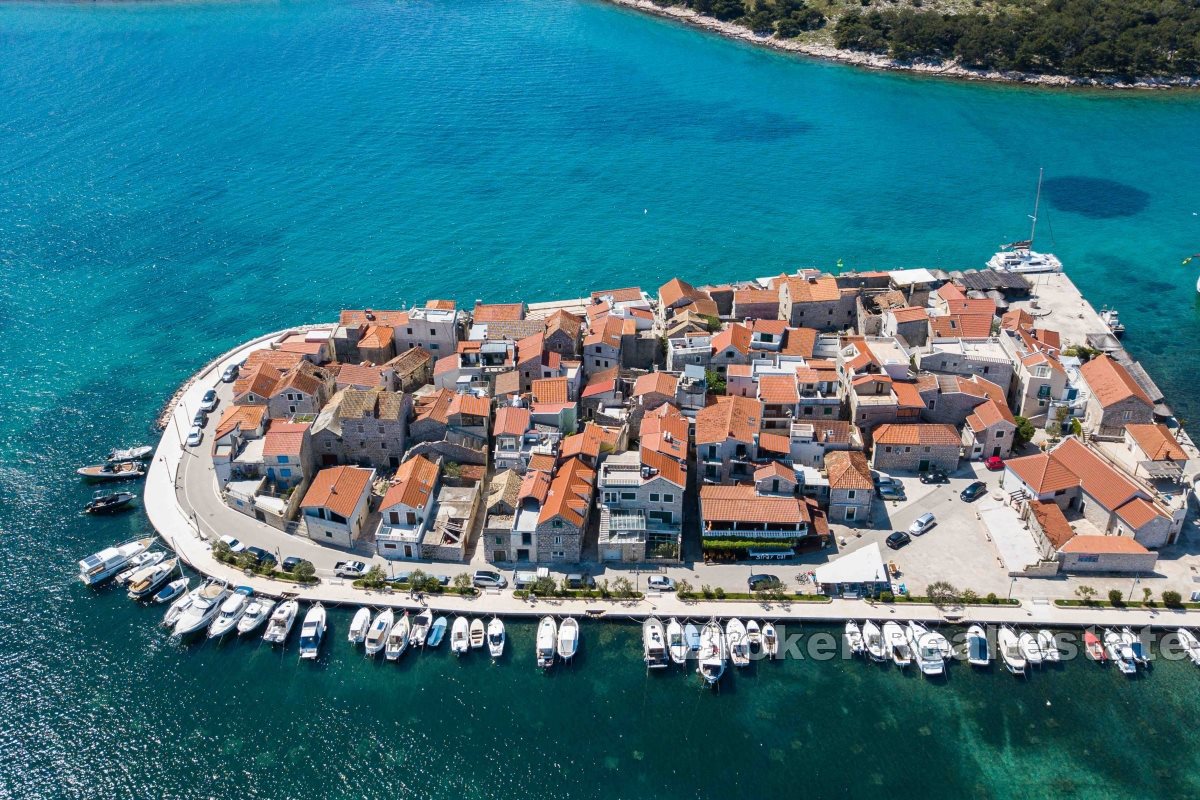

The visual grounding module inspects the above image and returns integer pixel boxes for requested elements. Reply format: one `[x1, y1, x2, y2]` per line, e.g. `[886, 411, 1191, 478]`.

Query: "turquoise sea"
[3, 1, 1200, 797]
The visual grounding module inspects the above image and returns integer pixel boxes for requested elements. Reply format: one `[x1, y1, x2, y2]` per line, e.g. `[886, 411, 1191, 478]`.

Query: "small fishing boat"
[469, 618, 486, 650]
[1121, 628, 1149, 666]
[746, 620, 762, 651]
[667, 618, 688, 665]
[451, 616, 470, 656]
[966, 625, 990, 667]
[761, 622, 779, 659]
[173, 580, 230, 636]
[78, 537, 154, 585]
[364, 609, 394, 656]
[298, 603, 326, 660]
[1037, 630, 1061, 663]
[127, 557, 178, 600]
[410, 609, 433, 647]
[536, 616, 557, 668]
[77, 461, 146, 482]
[208, 587, 253, 638]
[385, 613, 411, 661]
[1084, 630, 1106, 662]
[998, 626, 1026, 676]
[107, 445, 153, 463]
[1105, 629, 1137, 675]
[684, 622, 701, 655]
[644, 617, 670, 669]
[1177, 629, 1200, 666]
[1018, 631, 1044, 666]
[863, 620, 887, 662]
[153, 577, 189, 605]
[697, 620, 725, 687]
[883, 621, 911, 668]
[85, 490, 137, 514]
[924, 626, 952, 660]
[114, 550, 165, 586]
[488, 617, 506, 659]
[557, 617, 579, 662]
[427, 616, 448, 648]
[263, 599, 299, 645]
[908, 621, 945, 677]
[845, 621, 865, 656]
[726, 618, 750, 668]
[348, 607, 372, 645]
[236, 598, 275, 635]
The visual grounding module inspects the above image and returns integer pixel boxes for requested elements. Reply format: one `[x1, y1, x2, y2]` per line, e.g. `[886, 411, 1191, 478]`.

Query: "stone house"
[695, 395, 762, 484]
[356, 325, 396, 364]
[732, 286, 780, 321]
[709, 323, 753, 376]
[262, 421, 314, 490]
[309, 387, 410, 469]
[394, 303, 464, 357]
[211, 404, 268, 486]
[382, 347, 434, 392]
[1079, 354, 1154, 439]
[1122, 423, 1188, 481]
[544, 309, 583, 358]
[824, 450, 874, 524]
[333, 309, 410, 362]
[631, 371, 678, 413]
[881, 306, 930, 348]
[597, 450, 684, 563]
[778, 272, 858, 331]
[482, 469, 522, 563]
[266, 362, 334, 420]
[510, 457, 595, 564]
[375, 455, 440, 559]
[299, 465, 375, 548]
[870, 423, 961, 472]
[582, 315, 625, 377]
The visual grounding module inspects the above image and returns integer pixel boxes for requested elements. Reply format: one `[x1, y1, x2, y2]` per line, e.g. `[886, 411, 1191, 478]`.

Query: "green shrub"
[1108, 589, 1124, 607]
[1163, 590, 1183, 608]
[714, 587, 726, 600]
[292, 560, 316, 584]
[879, 591, 894, 603]
[676, 579, 694, 600]
[701, 584, 715, 600]
[985, 592, 998, 605]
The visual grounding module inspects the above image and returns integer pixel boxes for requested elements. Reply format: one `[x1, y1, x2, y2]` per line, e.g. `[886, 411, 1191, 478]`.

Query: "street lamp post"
[1007, 576, 1017, 600]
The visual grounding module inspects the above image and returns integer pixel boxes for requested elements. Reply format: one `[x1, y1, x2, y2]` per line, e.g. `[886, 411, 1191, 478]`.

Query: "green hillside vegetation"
[657, 0, 1200, 78]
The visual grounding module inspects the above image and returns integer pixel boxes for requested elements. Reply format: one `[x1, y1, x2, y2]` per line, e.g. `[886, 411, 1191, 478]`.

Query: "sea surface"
[3, 1, 1200, 797]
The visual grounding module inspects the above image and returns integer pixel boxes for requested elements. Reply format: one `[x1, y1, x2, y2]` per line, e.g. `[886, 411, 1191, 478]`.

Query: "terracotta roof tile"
[473, 302, 525, 323]
[300, 465, 373, 518]
[339, 309, 409, 327]
[640, 448, 686, 487]
[758, 374, 799, 405]
[540, 457, 595, 527]
[527, 453, 557, 473]
[712, 323, 752, 356]
[784, 274, 841, 303]
[1115, 497, 1161, 529]
[214, 404, 267, 441]
[582, 367, 619, 399]
[1126, 424, 1187, 462]
[633, 371, 678, 398]
[381, 455, 439, 510]
[701, 484, 811, 525]
[781, 327, 818, 358]
[825, 451, 874, 490]
[873, 423, 960, 447]
[532, 377, 569, 405]
[1080, 354, 1153, 408]
[518, 469, 552, 503]
[757, 431, 790, 455]
[695, 395, 762, 445]
[494, 406, 532, 437]
[590, 287, 643, 304]
[1059, 535, 1149, 555]
[889, 306, 929, 324]
[929, 313, 994, 339]
[754, 461, 797, 483]
[448, 392, 490, 418]
[358, 325, 393, 350]
[1030, 500, 1075, 549]
[262, 421, 309, 457]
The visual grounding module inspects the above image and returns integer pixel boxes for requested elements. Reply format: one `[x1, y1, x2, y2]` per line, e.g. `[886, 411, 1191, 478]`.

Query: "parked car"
[960, 481, 988, 502]
[192, 409, 208, 428]
[473, 569, 508, 589]
[221, 363, 240, 383]
[200, 388, 219, 413]
[908, 512, 937, 536]
[877, 484, 906, 501]
[872, 471, 902, 489]
[919, 468, 948, 484]
[186, 425, 203, 447]
[646, 575, 676, 592]
[385, 570, 413, 585]
[566, 573, 595, 590]
[747, 574, 782, 591]
[334, 560, 368, 578]
[886, 531, 912, 550]
[244, 546, 276, 566]
[985, 455, 1005, 471]
[219, 535, 245, 553]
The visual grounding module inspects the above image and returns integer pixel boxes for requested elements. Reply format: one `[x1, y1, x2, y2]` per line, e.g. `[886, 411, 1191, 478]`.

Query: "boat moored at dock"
[697, 620, 725, 687]
[998, 626, 1026, 676]
[761, 622, 778, 659]
[883, 621, 911, 668]
[862, 621, 886, 662]
[726, 618, 749, 668]
[556, 617, 579, 662]
[845, 621, 865, 656]
[385, 612, 411, 661]
[966, 625, 990, 667]
[488, 617, 506, 659]
[410, 609, 433, 647]
[667, 618, 688, 665]
[78, 537, 154, 586]
[451, 616, 470, 656]
[364, 608, 394, 656]
[127, 557, 178, 600]
[536, 617, 556, 668]
[427, 616, 448, 648]
[237, 598, 276, 636]
[643, 617, 669, 669]
[348, 607, 371, 645]
[263, 599, 299, 645]
[172, 580, 229, 637]
[298, 603, 326, 660]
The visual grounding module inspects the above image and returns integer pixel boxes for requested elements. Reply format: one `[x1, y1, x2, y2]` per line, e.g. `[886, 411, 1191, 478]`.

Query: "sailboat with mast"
[987, 168, 1063, 274]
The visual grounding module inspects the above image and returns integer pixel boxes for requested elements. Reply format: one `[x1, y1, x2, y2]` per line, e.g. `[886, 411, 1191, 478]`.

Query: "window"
[429, 343, 438, 350]
[389, 511, 400, 524]
[595, 346, 602, 354]
[552, 550, 566, 559]
[923, 446, 931, 453]
[1078, 554, 1100, 564]
[928, 400, 936, 410]
[280, 468, 291, 478]
[552, 520, 563, 528]
[380, 442, 387, 449]
[823, 407, 832, 416]
[620, 492, 636, 500]
[430, 328, 436, 336]
[406, 512, 417, 524]
[288, 405, 296, 414]
[553, 536, 563, 545]
[726, 351, 734, 359]
[595, 359, 601, 367]
[996, 431, 1004, 438]
[847, 489, 856, 500]
[884, 446, 892, 453]
[846, 506, 857, 520]
[649, 493, 660, 502]
[664, 493, 674, 503]
[904, 446, 912, 453]
[604, 492, 617, 503]
[1122, 410, 1133, 421]
[378, 425, 385, 434]
[406, 328, 413, 335]
[278, 455, 289, 464]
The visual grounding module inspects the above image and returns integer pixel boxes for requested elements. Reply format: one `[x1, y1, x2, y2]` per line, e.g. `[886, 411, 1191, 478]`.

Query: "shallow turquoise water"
[3, 1, 1200, 797]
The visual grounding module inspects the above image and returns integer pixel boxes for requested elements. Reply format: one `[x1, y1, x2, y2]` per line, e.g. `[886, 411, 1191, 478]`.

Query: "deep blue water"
[3, 1, 1200, 797]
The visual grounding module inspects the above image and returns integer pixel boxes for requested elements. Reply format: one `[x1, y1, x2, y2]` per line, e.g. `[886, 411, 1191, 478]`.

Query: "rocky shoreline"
[608, 0, 1200, 91]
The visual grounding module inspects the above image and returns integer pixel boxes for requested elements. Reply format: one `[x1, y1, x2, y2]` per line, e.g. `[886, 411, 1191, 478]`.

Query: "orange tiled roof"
[215, 404, 267, 440]
[735, 288, 780, 309]
[758, 374, 799, 405]
[300, 465, 373, 518]
[825, 451, 874, 490]
[518, 469, 552, 503]
[333, 363, 384, 389]
[873, 423, 960, 447]
[785, 274, 841, 303]
[473, 302, 525, 323]
[1126, 424, 1187, 461]
[695, 395, 761, 445]
[545, 309, 583, 341]
[891, 382, 926, 410]
[968, 401, 1016, 433]
[1080, 354, 1153, 408]
[929, 313, 994, 339]
[540, 457, 595, 527]
[385, 347, 432, 374]
[581, 367, 619, 399]
[889, 306, 928, 324]
[754, 461, 796, 483]
[263, 421, 309, 457]
[757, 431, 790, 454]
[701, 484, 811, 525]
[381, 455, 439, 510]
[415, 388, 454, 424]
[1001, 308, 1035, 332]
[591, 287, 643, 304]
[1030, 500, 1075, 549]
[527, 453, 557, 473]
[494, 406, 532, 437]
[1059, 535, 1149, 555]
[1115, 497, 1161, 529]
[358, 325, 393, 350]
[640, 448, 685, 487]
[560, 422, 610, 461]
[339, 309, 409, 327]
[448, 392, 490, 419]
[583, 315, 625, 350]
[711, 323, 752, 356]
[633, 371, 678, 398]
[781, 327, 818, 358]
[426, 299, 456, 311]
[532, 377, 569, 405]
[1008, 438, 1151, 514]
[659, 277, 699, 308]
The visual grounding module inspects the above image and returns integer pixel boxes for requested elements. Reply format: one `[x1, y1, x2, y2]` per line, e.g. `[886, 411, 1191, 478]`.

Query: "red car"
[985, 456, 1005, 471]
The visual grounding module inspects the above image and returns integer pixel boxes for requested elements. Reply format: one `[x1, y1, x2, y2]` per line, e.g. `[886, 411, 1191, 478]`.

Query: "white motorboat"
[998, 626, 1026, 675]
[469, 618, 486, 650]
[1037, 630, 1061, 663]
[883, 621, 911, 668]
[1018, 631, 1044, 666]
[986, 169, 1063, 275]
[153, 577, 189, 605]
[162, 586, 195, 628]
[127, 557, 178, 600]
[487, 618, 506, 659]
[236, 598, 275, 635]
[348, 607, 372, 645]
[908, 621, 945, 677]
[557, 617, 579, 661]
[107, 445, 153, 463]
[262, 599, 299, 645]
[667, 618, 688, 665]
[726, 618, 750, 668]
[427, 616, 448, 648]
[173, 581, 230, 637]
[410, 609, 433, 647]
[924, 626, 952, 660]
[966, 625, 990, 667]
[385, 613, 411, 661]
[697, 620, 725, 687]
[845, 621, 865, 656]
[863, 621, 887, 662]
[208, 587, 253, 638]
[644, 617, 670, 669]
[684, 622, 701, 655]
[1105, 629, 1137, 674]
[1121, 628, 1149, 666]
[1177, 629, 1200, 666]
[79, 537, 154, 585]
[364, 608, 394, 656]
[114, 550, 165, 586]
[746, 620, 762, 650]
[451, 616, 470, 656]
[761, 622, 779, 659]
[536, 616, 557, 668]
[298, 603, 326, 660]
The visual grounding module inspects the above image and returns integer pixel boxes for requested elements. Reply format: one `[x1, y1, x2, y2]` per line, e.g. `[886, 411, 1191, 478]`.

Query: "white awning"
[814, 543, 888, 585]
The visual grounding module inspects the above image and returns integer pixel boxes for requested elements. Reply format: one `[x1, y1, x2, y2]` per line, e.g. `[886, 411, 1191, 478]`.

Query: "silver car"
[186, 425, 203, 447]
[908, 512, 936, 536]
